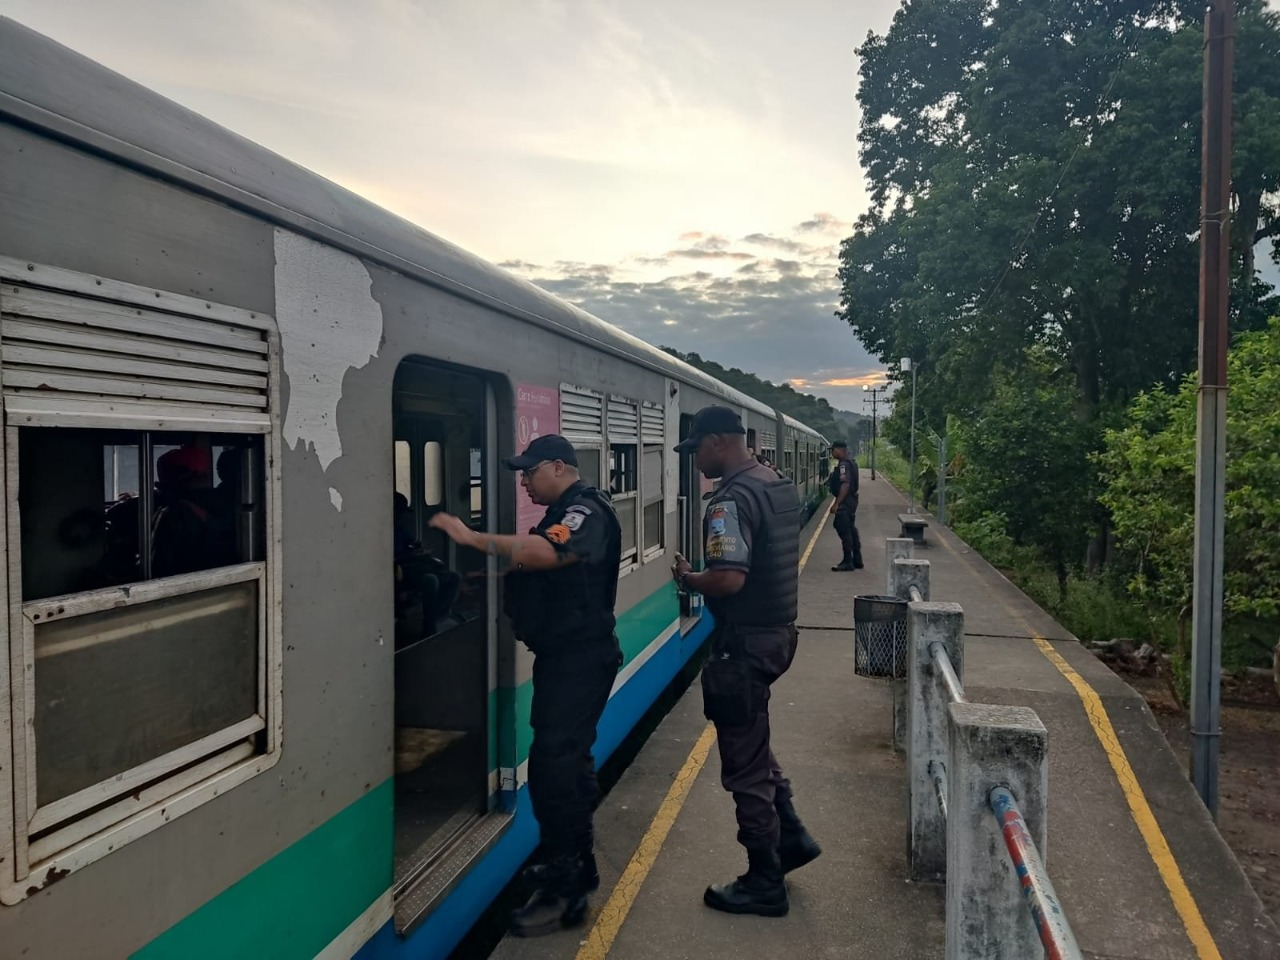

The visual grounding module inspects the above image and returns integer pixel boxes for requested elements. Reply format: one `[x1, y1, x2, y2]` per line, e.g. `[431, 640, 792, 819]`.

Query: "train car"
[0, 19, 827, 960]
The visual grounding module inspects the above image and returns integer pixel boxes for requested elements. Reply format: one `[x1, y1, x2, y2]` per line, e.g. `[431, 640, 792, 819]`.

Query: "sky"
[2, 1, 1276, 413]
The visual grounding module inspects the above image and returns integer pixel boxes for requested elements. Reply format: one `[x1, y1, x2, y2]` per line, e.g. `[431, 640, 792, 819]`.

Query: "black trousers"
[834, 500, 863, 565]
[709, 625, 798, 851]
[527, 639, 622, 858]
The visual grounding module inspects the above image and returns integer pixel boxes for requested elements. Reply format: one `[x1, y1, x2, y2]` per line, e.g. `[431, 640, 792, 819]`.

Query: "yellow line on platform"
[574, 503, 830, 959]
[1033, 638, 1223, 960]
[574, 722, 717, 960]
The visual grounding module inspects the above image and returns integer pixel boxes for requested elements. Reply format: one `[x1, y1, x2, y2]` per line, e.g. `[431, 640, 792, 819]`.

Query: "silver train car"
[0, 19, 828, 960]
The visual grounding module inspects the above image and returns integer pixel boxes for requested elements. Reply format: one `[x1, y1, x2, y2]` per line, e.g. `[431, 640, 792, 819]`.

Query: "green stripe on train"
[131, 779, 393, 960]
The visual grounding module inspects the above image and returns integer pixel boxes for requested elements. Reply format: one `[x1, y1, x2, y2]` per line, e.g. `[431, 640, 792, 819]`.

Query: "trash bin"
[853, 594, 908, 679]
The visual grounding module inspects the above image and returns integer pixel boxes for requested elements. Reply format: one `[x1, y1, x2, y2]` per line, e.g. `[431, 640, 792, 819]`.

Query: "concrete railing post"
[945, 703, 1049, 960]
[891, 559, 930, 752]
[907, 601, 964, 882]
[885, 538, 914, 594]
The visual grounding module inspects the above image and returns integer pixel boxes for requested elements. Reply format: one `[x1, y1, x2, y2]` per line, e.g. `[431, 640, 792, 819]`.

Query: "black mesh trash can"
[853, 594, 908, 679]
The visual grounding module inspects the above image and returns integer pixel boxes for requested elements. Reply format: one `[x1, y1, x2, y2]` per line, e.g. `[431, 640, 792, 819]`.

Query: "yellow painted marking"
[574, 502, 829, 957]
[1033, 638, 1223, 960]
[574, 722, 717, 960]
[799, 500, 832, 573]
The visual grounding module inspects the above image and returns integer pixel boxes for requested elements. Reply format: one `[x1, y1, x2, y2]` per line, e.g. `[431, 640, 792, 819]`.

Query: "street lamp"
[862, 383, 887, 481]
[901, 357, 917, 514]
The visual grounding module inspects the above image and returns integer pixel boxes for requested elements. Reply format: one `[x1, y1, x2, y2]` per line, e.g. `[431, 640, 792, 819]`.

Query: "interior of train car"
[391, 358, 494, 891]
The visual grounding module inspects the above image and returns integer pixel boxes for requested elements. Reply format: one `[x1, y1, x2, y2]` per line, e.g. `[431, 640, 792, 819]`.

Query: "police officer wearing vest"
[828, 440, 863, 571]
[430, 434, 622, 938]
[670, 406, 821, 917]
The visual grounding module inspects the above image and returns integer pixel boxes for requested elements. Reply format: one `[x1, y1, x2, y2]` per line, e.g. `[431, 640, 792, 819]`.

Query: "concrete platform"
[490, 474, 1280, 960]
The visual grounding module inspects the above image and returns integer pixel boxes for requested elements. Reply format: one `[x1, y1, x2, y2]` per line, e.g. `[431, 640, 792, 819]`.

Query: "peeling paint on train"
[273, 229, 384, 510]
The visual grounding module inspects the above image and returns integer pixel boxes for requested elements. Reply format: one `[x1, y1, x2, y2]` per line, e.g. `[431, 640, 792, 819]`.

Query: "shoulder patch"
[562, 511, 586, 531]
[545, 524, 571, 545]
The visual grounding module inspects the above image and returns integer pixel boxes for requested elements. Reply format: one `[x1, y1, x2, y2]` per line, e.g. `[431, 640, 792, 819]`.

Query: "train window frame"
[640, 401, 665, 562]
[0, 260, 283, 904]
[606, 395, 640, 572]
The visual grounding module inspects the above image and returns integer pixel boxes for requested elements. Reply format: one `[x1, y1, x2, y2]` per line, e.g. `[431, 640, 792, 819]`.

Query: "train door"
[390, 358, 496, 916]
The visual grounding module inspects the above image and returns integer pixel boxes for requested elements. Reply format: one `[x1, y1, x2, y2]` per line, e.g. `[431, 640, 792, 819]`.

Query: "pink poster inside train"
[515, 383, 560, 532]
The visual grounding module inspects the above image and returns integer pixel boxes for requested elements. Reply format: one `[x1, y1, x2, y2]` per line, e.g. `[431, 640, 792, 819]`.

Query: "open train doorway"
[391, 358, 495, 909]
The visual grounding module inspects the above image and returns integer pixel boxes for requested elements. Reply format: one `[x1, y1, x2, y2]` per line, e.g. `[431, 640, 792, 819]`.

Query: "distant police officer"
[828, 441, 863, 571]
[670, 406, 821, 918]
[430, 434, 621, 938]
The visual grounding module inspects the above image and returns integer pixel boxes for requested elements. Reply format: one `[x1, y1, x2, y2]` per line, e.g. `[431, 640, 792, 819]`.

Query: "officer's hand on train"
[671, 553, 692, 582]
[429, 512, 471, 544]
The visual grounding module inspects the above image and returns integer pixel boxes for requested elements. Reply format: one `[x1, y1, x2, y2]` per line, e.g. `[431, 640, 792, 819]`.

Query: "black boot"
[831, 560, 857, 571]
[776, 796, 822, 874]
[523, 848, 600, 893]
[510, 853, 590, 937]
[703, 846, 788, 917]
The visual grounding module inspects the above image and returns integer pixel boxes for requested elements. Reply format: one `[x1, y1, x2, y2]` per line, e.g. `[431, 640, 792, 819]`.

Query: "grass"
[857, 443, 915, 502]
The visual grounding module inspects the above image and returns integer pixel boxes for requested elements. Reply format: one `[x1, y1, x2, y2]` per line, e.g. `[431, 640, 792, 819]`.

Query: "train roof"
[0, 18, 827, 443]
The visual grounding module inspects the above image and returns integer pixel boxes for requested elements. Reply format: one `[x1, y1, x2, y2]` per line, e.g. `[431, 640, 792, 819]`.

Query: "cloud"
[741, 232, 812, 254]
[519, 219, 886, 410]
[796, 212, 845, 234]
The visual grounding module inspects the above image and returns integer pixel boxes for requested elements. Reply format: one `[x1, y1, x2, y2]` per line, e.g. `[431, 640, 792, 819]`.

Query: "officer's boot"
[510, 853, 591, 937]
[776, 796, 822, 873]
[523, 848, 600, 893]
[703, 845, 789, 917]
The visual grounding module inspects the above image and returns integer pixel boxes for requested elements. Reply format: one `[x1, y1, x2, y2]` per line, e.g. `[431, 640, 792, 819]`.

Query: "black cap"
[505, 434, 578, 470]
[673, 405, 746, 454]
[830, 440, 848, 450]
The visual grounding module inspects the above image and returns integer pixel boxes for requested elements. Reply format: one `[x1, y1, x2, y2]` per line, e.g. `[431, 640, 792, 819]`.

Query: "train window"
[640, 402, 665, 559]
[424, 441, 444, 506]
[608, 396, 641, 566]
[560, 383, 605, 490]
[577, 447, 602, 488]
[642, 445, 664, 556]
[469, 446, 484, 521]
[0, 265, 281, 900]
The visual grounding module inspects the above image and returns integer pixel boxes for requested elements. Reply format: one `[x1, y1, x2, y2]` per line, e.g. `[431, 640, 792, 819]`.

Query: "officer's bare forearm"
[458, 530, 565, 570]
[835, 482, 851, 506]
[687, 568, 747, 597]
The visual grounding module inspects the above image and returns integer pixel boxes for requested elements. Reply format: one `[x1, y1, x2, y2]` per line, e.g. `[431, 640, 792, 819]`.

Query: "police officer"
[828, 441, 863, 571]
[429, 434, 622, 937]
[670, 406, 821, 918]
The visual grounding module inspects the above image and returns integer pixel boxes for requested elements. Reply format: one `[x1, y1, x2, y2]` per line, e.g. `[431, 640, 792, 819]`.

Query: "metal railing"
[884, 539, 1083, 960]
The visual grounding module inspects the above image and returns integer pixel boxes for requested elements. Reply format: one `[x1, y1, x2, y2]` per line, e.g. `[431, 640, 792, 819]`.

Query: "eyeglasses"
[520, 461, 551, 481]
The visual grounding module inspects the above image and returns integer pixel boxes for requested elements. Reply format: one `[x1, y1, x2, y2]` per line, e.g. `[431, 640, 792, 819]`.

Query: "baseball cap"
[504, 434, 579, 470]
[673, 405, 746, 454]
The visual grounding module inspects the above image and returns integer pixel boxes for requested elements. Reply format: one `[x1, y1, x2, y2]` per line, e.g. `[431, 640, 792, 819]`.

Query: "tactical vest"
[504, 483, 621, 653]
[708, 463, 800, 627]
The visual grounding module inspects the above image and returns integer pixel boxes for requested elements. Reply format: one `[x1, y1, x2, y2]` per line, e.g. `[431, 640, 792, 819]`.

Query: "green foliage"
[1099, 318, 1280, 622]
[951, 356, 1099, 582]
[659, 347, 866, 443]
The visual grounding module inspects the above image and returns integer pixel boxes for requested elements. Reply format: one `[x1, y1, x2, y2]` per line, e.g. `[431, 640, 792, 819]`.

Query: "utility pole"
[863, 384, 887, 481]
[1191, 0, 1234, 819]
[902, 358, 918, 514]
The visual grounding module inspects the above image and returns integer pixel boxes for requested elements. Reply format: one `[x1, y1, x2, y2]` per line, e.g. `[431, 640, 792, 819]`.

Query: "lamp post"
[863, 383, 887, 481]
[901, 357, 917, 514]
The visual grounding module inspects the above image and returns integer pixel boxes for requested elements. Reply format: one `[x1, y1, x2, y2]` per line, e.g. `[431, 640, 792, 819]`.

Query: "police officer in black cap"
[669, 406, 821, 917]
[828, 441, 864, 571]
[430, 433, 621, 937]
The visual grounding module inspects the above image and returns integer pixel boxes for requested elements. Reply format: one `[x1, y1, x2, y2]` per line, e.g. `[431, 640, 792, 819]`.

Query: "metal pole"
[937, 434, 948, 525]
[1191, 0, 1233, 818]
[908, 364, 918, 515]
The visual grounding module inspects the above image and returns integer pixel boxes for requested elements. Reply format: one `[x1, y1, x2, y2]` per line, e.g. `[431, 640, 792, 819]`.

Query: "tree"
[952, 353, 1098, 591]
[1098, 318, 1280, 624]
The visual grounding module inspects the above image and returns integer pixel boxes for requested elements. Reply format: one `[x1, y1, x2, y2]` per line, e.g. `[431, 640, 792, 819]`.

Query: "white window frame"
[0, 260, 283, 904]
[640, 401, 665, 563]
[559, 383, 605, 490]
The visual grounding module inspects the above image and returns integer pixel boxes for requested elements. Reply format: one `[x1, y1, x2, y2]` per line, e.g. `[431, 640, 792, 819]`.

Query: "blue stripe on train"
[355, 613, 714, 960]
